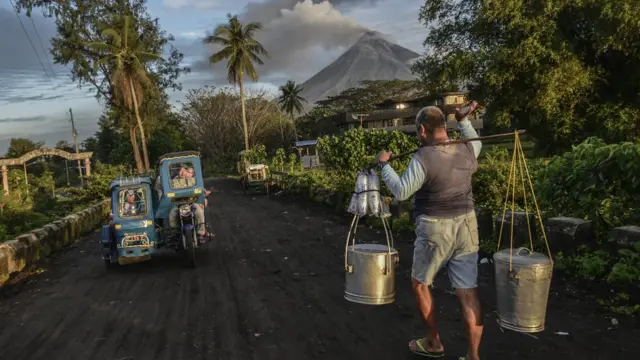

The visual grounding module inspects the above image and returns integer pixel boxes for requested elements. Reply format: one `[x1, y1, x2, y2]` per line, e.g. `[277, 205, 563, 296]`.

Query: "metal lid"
[493, 247, 552, 266]
[350, 244, 398, 254]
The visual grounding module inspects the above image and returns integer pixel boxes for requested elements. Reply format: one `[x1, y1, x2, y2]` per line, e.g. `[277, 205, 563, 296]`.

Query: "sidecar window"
[118, 187, 148, 218]
[168, 161, 197, 189]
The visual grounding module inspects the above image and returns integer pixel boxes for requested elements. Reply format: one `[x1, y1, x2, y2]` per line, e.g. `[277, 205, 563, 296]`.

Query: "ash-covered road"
[0, 178, 637, 360]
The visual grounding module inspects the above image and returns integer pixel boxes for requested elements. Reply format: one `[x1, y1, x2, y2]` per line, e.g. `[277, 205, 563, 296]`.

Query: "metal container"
[344, 243, 399, 305]
[493, 247, 553, 333]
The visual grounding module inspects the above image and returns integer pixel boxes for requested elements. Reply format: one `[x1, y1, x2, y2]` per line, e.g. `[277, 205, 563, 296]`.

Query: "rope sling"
[496, 131, 553, 269]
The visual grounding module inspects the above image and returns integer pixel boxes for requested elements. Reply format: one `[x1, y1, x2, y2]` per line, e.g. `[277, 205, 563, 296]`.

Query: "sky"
[0, 0, 426, 153]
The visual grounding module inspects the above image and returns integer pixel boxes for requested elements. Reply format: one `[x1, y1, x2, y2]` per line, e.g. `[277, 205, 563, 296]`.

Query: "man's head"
[176, 166, 188, 178]
[415, 106, 447, 144]
[185, 167, 195, 178]
[126, 191, 135, 204]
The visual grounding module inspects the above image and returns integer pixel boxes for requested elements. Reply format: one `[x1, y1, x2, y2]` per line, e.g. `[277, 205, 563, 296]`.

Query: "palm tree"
[204, 14, 268, 151]
[278, 80, 307, 141]
[87, 15, 162, 173]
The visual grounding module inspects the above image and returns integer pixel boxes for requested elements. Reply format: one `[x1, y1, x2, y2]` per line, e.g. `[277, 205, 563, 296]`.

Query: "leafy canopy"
[412, 0, 640, 154]
[86, 14, 162, 111]
[315, 80, 425, 112]
[278, 80, 306, 116]
[204, 13, 269, 84]
[15, 0, 189, 105]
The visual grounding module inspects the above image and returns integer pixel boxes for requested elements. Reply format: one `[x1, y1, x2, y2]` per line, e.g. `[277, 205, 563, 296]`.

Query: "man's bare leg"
[456, 288, 483, 360]
[409, 278, 444, 353]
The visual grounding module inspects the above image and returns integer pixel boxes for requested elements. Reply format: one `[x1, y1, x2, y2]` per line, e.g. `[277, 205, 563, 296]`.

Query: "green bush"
[0, 161, 128, 242]
[270, 148, 286, 172]
[66, 161, 132, 204]
[536, 137, 640, 236]
[240, 144, 268, 166]
[472, 147, 549, 214]
[287, 153, 303, 173]
[317, 128, 419, 174]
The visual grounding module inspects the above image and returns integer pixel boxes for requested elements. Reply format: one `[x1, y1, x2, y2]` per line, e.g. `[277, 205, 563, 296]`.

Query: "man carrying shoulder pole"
[376, 102, 483, 360]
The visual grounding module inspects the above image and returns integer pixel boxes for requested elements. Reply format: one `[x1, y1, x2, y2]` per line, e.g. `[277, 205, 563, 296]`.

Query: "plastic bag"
[380, 200, 391, 218]
[367, 170, 381, 216]
[348, 170, 369, 216]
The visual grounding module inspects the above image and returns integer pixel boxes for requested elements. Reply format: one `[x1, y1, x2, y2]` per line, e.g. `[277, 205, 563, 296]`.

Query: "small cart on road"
[237, 151, 270, 195]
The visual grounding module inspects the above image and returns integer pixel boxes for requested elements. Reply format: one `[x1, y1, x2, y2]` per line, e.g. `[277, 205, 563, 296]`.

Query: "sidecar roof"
[157, 151, 201, 164]
[109, 176, 153, 190]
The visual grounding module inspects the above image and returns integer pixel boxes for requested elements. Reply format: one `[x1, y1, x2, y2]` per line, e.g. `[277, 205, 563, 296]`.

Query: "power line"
[29, 15, 57, 78]
[8, 0, 53, 85]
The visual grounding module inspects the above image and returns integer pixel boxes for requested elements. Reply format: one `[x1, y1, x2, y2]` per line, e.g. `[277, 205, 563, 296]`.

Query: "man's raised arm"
[456, 103, 482, 159]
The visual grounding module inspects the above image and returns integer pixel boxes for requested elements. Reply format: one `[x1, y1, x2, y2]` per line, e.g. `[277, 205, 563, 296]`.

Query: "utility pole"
[69, 108, 84, 186]
[64, 160, 70, 186]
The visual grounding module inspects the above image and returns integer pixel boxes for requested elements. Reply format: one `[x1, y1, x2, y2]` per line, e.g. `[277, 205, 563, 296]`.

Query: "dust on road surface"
[0, 178, 637, 360]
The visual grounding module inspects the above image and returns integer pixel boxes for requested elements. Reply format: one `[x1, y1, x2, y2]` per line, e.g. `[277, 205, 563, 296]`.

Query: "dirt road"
[0, 178, 637, 360]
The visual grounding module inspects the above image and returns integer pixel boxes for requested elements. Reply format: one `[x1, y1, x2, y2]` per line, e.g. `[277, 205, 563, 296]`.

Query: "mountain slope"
[300, 31, 420, 107]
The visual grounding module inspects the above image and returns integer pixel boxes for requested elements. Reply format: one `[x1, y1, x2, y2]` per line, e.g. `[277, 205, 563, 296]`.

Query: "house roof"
[375, 91, 469, 107]
[295, 140, 318, 147]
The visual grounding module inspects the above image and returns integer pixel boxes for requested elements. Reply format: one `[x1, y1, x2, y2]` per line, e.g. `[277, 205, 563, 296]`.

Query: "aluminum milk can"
[493, 247, 553, 333]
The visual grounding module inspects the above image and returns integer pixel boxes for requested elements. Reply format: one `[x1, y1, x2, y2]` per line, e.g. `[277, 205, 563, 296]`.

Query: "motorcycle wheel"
[183, 230, 197, 268]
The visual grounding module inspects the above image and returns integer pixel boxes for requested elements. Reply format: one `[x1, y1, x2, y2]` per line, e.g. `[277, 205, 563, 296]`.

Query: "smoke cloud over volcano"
[196, 0, 382, 80]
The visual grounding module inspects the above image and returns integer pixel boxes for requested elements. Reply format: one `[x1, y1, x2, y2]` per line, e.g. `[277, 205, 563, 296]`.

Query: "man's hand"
[455, 101, 478, 121]
[205, 189, 212, 196]
[377, 150, 392, 164]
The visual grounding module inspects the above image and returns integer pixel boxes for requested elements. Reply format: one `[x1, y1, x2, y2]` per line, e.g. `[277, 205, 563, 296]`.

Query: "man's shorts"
[412, 211, 479, 289]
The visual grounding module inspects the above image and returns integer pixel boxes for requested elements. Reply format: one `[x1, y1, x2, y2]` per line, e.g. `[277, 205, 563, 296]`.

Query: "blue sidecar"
[101, 177, 157, 266]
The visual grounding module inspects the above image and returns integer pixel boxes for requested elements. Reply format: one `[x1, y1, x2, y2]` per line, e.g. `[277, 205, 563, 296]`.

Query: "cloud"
[193, 0, 379, 83]
[163, 0, 225, 10]
[0, 8, 61, 74]
[0, 115, 47, 124]
[0, 107, 99, 154]
[3, 93, 65, 102]
[239, 0, 379, 25]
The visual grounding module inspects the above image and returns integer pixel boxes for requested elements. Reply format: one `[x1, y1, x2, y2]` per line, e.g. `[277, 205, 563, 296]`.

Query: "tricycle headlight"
[179, 204, 191, 217]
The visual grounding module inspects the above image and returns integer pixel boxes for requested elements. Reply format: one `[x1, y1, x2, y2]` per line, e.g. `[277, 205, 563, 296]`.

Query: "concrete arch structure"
[1, 148, 93, 195]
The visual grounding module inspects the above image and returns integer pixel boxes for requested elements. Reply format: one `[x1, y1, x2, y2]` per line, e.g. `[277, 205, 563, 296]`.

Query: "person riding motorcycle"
[168, 165, 211, 242]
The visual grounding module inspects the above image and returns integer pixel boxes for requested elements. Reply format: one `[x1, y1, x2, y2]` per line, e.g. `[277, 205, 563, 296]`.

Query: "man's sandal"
[408, 338, 445, 358]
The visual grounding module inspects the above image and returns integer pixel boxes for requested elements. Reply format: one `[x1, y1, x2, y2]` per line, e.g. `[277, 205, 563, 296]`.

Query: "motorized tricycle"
[237, 150, 270, 195]
[101, 151, 210, 268]
[101, 176, 157, 266]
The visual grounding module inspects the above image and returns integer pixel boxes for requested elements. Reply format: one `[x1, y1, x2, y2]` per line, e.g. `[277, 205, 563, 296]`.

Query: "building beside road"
[326, 92, 484, 135]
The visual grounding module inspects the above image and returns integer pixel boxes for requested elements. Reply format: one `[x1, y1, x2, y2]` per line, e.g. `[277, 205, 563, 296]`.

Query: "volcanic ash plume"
[237, 0, 371, 75]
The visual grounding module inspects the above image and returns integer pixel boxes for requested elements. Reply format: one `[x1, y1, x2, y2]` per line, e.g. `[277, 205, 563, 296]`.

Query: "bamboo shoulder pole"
[369, 130, 526, 169]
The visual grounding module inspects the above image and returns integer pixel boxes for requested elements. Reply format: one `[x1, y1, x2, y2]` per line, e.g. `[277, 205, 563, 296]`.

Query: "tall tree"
[278, 80, 306, 141]
[179, 86, 283, 170]
[204, 14, 268, 151]
[87, 14, 161, 173]
[15, 0, 189, 168]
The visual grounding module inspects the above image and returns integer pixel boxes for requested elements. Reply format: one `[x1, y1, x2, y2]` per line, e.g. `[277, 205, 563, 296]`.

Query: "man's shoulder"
[414, 143, 475, 160]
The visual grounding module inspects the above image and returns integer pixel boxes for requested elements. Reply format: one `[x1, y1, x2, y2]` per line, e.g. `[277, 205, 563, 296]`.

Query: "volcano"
[299, 31, 420, 107]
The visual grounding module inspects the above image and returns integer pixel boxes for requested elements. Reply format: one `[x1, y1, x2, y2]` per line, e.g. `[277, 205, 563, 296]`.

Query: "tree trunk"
[129, 80, 151, 173]
[129, 126, 144, 174]
[239, 77, 250, 151]
[291, 112, 298, 142]
[279, 111, 285, 146]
